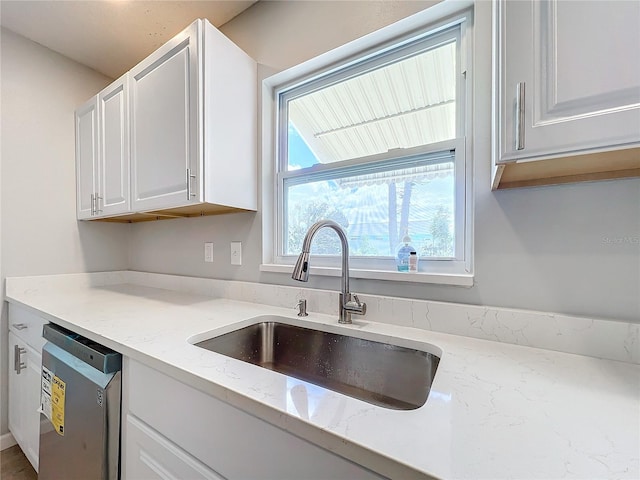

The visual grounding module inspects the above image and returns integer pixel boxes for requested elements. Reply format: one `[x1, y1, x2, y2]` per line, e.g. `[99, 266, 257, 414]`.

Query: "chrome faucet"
[291, 220, 366, 324]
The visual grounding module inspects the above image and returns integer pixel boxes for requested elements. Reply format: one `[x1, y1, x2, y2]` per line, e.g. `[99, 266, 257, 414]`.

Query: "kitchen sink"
[193, 317, 440, 410]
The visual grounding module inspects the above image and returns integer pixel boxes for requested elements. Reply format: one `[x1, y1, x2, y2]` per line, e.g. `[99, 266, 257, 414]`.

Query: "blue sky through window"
[288, 124, 317, 170]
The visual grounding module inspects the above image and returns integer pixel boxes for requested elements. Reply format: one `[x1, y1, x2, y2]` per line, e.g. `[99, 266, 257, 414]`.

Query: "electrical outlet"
[204, 242, 214, 263]
[230, 241, 242, 266]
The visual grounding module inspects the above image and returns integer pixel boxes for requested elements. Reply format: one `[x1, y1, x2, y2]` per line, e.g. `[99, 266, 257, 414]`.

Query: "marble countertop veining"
[6, 281, 640, 479]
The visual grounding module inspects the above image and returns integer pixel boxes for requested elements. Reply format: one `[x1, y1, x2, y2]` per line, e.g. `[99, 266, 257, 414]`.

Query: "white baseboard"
[1, 432, 17, 450]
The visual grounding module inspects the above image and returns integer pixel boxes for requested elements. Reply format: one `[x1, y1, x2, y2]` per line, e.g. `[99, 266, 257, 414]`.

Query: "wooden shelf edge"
[497, 167, 640, 190]
[495, 147, 640, 190]
[87, 204, 257, 223]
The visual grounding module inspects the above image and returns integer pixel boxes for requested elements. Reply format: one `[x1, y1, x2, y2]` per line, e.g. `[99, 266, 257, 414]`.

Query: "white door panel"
[75, 98, 98, 219]
[498, 0, 640, 163]
[130, 21, 201, 212]
[98, 76, 130, 216]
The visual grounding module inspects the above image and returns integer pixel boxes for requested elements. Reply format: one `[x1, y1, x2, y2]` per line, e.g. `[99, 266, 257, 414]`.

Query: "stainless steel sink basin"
[194, 318, 440, 410]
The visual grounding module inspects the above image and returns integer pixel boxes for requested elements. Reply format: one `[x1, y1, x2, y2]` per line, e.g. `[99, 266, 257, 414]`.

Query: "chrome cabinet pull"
[14, 344, 26, 374]
[12, 323, 28, 330]
[515, 82, 526, 151]
[95, 194, 103, 214]
[186, 168, 197, 199]
[90, 193, 95, 216]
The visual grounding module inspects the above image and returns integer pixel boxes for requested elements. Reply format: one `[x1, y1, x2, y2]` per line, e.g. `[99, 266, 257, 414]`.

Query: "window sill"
[260, 264, 474, 287]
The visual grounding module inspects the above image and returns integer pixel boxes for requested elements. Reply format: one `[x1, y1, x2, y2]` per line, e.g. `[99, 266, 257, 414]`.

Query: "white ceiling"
[0, 0, 257, 79]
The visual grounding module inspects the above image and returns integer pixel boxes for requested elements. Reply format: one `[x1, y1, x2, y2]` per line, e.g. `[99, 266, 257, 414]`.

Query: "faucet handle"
[344, 294, 366, 316]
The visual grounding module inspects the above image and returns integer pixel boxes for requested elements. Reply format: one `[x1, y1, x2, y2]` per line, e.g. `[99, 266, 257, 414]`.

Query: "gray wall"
[128, 0, 640, 323]
[0, 28, 130, 437]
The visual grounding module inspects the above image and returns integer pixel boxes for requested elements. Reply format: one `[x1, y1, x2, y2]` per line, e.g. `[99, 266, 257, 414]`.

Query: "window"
[263, 9, 473, 285]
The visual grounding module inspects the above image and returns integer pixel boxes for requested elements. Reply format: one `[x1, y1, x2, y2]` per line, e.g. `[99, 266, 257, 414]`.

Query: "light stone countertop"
[6, 280, 640, 479]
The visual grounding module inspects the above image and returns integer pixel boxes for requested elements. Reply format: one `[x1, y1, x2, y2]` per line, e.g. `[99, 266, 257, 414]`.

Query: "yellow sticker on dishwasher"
[51, 376, 66, 436]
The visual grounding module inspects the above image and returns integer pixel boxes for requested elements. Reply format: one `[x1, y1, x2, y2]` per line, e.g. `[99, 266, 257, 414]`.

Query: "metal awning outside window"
[288, 39, 457, 167]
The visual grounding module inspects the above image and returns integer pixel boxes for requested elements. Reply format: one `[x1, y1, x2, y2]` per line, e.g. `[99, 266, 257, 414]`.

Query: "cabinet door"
[7, 332, 41, 472]
[8, 332, 27, 449]
[24, 347, 42, 471]
[124, 414, 224, 480]
[124, 359, 385, 480]
[130, 20, 201, 212]
[75, 97, 99, 219]
[97, 75, 130, 217]
[497, 0, 640, 163]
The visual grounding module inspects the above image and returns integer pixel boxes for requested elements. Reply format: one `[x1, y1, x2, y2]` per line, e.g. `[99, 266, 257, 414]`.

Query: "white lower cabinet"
[124, 414, 224, 480]
[7, 306, 48, 472]
[122, 359, 385, 480]
[8, 333, 41, 470]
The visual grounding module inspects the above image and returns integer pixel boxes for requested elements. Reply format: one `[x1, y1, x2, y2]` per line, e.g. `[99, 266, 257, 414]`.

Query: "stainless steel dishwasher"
[39, 323, 122, 480]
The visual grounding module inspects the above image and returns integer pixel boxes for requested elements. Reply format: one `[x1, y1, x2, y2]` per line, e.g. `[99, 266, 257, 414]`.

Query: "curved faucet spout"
[292, 220, 350, 294]
[291, 220, 365, 324]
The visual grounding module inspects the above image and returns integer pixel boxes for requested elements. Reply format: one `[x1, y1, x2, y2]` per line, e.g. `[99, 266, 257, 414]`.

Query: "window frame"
[261, 6, 474, 286]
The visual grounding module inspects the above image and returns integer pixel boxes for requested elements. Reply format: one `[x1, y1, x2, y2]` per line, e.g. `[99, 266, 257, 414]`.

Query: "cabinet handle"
[95, 194, 103, 214]
[515, 82, 526, 151]
[90, 193, 95, 216]
[12, 323, 28, 330]
[186, 168, 197, 199]
[14, 345, 26, 374]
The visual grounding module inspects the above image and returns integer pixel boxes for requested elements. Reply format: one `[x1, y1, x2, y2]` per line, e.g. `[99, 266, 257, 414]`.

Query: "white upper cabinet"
[129, 21, 200, 212]
[76, 18, 257, 222]
[98, 76, 130, 216]
[75, 97, 98, 219]
[493, 0, 640, 189]
[76, 76, 130, 219]
[128, 19, 257, 216]
[200, 22, 258, 213]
